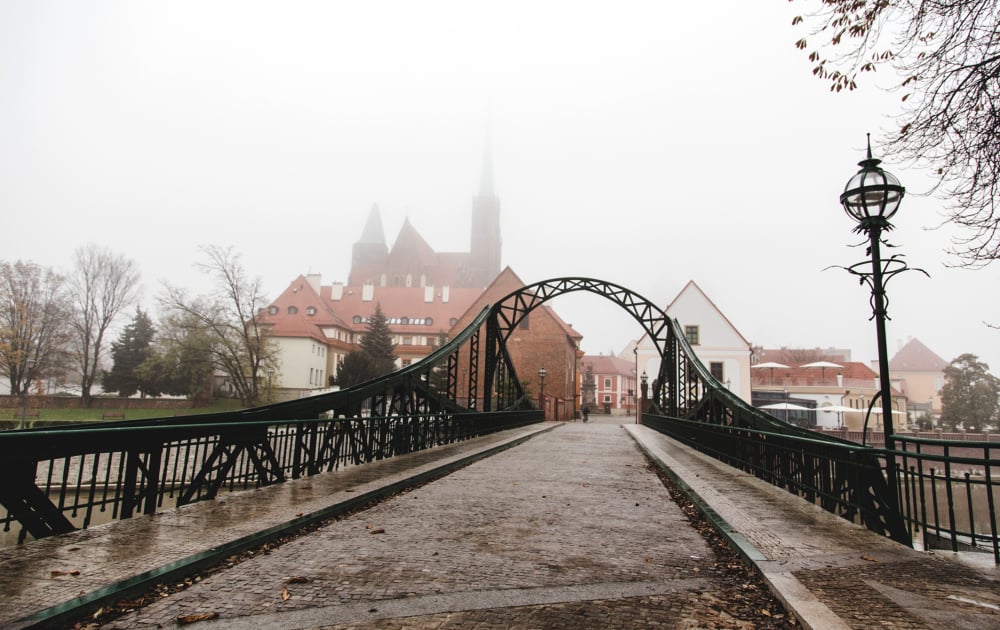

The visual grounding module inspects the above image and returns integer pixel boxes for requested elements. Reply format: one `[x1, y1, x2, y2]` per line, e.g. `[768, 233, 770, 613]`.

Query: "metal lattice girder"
[177, 428, 285, 506]
[0, 461, 75, 539]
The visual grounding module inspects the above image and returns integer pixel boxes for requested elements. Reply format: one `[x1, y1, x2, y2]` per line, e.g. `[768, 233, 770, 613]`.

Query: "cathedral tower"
[468, 136, 502, 286]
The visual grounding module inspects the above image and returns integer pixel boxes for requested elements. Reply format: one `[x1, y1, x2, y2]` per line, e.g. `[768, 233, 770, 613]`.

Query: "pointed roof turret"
[359, 204, 387, 245]
[478, 125, 495, 198]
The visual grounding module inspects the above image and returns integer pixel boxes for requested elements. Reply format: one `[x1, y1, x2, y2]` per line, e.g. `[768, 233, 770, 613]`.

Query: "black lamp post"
[639, 370, 648, 419]
[20, 358, 34, 430]
[840, 134, 905, 510]
[538, 366, 547, 419]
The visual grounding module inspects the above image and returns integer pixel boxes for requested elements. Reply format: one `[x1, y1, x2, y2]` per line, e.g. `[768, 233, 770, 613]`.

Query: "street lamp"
[840, 134, 907, 510]
[639, 370, 648, 420]
[538, 367, 547, 420]
[20, 358, 35, 430]
[783, 386, 789, 423]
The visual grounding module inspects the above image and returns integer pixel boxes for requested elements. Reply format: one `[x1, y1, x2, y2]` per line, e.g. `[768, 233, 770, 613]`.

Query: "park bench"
[102, 412, 125, 420]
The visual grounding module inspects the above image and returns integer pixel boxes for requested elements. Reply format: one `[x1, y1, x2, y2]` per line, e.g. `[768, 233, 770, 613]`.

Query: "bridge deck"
[3, 421, 998, 629]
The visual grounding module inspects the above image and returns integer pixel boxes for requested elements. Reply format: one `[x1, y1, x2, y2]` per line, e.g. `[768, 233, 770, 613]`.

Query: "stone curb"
[625, 424, 851, 630]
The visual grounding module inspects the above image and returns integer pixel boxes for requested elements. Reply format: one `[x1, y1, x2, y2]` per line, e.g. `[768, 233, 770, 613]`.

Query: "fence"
[0, 410, 542, 545]
[643, 413, 999, 564]
[896, 434, 998, 563]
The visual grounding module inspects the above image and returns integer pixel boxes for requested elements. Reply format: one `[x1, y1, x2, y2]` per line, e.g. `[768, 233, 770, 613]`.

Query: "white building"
[624, 280, 752, 403]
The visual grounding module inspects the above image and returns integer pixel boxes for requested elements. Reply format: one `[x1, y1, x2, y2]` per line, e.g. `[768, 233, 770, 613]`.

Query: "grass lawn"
[0, 399, 248, 424]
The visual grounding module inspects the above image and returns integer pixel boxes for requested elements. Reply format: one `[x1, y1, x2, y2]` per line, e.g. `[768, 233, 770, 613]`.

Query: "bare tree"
[792, 0, 1000, 266]
[0, 260, 72, 395]
[68, 245, 141, 406]
[159, 245, 273, 406]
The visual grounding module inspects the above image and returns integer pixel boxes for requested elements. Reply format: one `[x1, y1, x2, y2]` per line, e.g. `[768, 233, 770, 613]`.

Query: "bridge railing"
[642, 413, 899, 533]
[0, 409, 542, 544]
[895, 435, 999, 564]
[643, 412, 1000, 564]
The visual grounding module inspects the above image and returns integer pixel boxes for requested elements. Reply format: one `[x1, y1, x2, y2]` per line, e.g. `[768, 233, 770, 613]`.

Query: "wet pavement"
[2, 417, 998, 629]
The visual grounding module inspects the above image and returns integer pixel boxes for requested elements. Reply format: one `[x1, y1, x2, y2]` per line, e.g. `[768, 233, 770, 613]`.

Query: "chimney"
[442, 285, 450, 303]
[330, 283, 344, 301]
[362, 284, 374, 302]
[836, 373, 843, 387]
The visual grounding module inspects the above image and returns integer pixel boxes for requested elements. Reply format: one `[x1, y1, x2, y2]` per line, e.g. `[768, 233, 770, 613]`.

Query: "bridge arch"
[481, 277, 728, 419]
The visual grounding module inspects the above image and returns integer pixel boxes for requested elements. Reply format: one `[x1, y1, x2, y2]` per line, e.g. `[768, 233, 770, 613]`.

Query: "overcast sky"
[3, 1, 998, 375]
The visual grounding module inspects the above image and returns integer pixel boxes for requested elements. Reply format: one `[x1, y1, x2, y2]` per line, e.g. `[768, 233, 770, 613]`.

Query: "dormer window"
[288, 306, 298, 315]
[306, 306, 317, 316]
[268, 306, 278, 315]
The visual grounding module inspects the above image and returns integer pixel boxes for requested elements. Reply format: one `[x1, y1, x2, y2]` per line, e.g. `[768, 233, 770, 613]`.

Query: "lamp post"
[20, 358, 35, 430]
[267, 369, 274, 402]
[783, 386, 789, 423]
[639, 370, 648, 421]
[840, 134, 906, 510]
[538, 366, 547, 420]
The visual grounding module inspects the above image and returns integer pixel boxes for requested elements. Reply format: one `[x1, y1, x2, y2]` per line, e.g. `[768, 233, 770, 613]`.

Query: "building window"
[603, 394, 611, 403]
[288, 306, 298, 315]
[603, 377, 612, 389]
[268, 306, 278, 315]
[449, 318, 458, 327]
[710, 362, 724, 381]
[353, 315, 362, 324]
[403, 337, 412, 345]
[306, 306, 316, 316]
[425, 317, 433, 326]
[684, 325, 699, 345]
[402, 359, 412, 367]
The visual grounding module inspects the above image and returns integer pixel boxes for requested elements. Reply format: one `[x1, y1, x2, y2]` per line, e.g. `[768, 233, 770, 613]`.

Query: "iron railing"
[642, 413, 907, 540]
[0, 410, 541, 544]
[896, 435, 999, 564]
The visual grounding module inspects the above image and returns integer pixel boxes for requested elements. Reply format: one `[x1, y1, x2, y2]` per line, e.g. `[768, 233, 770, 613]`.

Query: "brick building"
[449, 268, 582, 420]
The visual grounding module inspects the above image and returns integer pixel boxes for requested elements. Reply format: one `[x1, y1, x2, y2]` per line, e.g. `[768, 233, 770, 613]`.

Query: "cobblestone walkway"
[101, 423, 769, 629]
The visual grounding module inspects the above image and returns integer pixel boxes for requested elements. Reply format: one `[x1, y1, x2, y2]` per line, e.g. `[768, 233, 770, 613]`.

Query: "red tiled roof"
[889, 338, 948, 372]
[257, 275, 344, 343]
[581, 354, 635, 377]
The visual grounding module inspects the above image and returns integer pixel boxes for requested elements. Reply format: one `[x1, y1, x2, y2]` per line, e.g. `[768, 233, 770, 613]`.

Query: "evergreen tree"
[337, 350, 376, 388]
[102, 307, 156, 397]
[940, 354, 1000, 432]
[360, 302, 397, 376]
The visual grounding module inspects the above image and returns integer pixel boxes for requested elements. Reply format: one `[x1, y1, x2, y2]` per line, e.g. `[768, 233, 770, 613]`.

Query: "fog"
[2, 1, 997, 373]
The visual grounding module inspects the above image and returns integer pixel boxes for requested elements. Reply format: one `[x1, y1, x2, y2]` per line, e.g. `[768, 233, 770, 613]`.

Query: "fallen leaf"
[281, 586, 291, 601]
[861, 555, 879, 562]
[370, 528, 386, 535]
[295, 512, 303, 517]
[285, 576, 310, 584]
[761, 609, 772, 616]
[51, 570, 80, 577]
[176, 612, 219, 624]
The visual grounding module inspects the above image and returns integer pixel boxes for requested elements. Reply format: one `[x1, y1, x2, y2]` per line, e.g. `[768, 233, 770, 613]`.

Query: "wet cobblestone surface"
[96, 423, 792, 629]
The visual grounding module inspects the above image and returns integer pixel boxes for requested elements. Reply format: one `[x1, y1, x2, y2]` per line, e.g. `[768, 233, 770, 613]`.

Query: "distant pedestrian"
[582, 405, 589, 422]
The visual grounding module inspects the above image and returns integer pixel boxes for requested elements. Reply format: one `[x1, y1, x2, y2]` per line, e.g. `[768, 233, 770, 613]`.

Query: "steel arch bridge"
[0, 277, 908, 546]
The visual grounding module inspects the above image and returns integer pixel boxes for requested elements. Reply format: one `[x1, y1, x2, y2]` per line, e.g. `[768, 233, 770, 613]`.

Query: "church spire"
[478, 132, 495, 198]
[359, 203, 387, 245]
